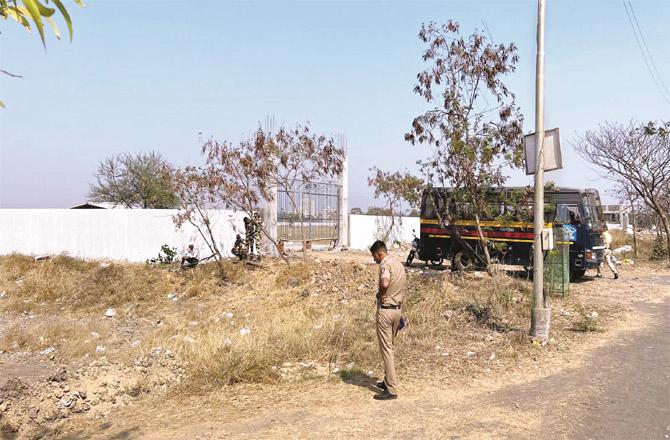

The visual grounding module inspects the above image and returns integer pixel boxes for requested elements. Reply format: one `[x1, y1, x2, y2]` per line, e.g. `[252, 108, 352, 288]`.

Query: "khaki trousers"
[376, 308, 401, 395]
[599, 249, 618, 274]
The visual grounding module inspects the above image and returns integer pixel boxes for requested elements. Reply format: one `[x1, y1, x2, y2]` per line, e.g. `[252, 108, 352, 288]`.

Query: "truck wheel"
[452, 250, 475, 271]
[570, 269, 586, 281]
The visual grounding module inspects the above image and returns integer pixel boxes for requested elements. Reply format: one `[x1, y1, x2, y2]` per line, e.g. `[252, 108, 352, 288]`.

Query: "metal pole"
[530, 0, 551, 340]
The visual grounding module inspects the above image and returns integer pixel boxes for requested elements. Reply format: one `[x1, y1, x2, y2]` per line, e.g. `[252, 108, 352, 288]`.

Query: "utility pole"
[530, 0, 551, 341]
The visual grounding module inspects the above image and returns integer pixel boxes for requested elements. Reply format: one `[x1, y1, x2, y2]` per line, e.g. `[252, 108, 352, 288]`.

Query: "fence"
[277, 181, 340, 243]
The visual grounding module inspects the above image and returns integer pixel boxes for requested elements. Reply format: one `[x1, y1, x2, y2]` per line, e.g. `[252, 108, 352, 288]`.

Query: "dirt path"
[55, 269, 670, 440]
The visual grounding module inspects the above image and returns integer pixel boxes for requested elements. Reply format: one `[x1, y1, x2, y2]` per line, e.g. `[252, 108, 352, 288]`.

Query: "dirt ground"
[1, 252, 668, 440]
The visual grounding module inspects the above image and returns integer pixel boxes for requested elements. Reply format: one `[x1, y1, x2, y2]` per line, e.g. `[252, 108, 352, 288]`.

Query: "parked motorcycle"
[406, 229, 421, 267]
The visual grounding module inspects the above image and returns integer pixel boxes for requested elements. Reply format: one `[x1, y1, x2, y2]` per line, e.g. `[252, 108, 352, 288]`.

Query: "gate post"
[263, 186, 278, 256]
[338, 147, 349, 247]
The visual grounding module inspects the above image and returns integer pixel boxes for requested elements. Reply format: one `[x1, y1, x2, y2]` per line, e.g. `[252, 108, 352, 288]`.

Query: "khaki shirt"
[379, 256, 407, 306]
[602, 230, 613, 249]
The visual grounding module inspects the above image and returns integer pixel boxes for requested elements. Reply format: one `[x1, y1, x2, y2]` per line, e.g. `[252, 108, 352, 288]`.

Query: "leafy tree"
[173, 123, 344, 267]
[405, 21, 524, 268]
[89, 151, 179, 209]
[172, 166, 229, 274]
[1, 0, 84, 107]
[367, 168, 423, 241]
[574, 121, 670, 262]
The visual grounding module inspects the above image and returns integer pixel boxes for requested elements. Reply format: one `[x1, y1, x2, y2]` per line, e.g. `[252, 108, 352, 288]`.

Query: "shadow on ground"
[337, 369, 382, 393]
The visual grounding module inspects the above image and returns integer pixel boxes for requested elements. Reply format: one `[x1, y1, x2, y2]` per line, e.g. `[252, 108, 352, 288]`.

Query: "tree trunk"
[660, 213, 670, 263]
[473, 213, 492, 273]
[631, 204, 638, 259]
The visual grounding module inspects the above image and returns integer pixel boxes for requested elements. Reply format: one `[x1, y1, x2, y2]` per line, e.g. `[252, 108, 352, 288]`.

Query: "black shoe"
[373, 390, 397, 400]
[376, 381, 387, 390]
[614, 273, 619, 280]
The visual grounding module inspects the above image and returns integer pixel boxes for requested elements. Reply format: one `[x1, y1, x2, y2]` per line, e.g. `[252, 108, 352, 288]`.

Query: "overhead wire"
[626, 0, 670, 101]
[622, 0, 670, 104]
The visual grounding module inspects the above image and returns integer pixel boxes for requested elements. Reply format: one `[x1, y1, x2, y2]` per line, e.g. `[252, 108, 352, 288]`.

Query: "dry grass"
[0, 317, 109, 358]
[0, 253, 622, 393]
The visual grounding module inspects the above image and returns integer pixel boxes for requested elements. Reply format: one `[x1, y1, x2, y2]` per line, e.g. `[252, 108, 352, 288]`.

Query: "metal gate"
[277, 180, 340, 243]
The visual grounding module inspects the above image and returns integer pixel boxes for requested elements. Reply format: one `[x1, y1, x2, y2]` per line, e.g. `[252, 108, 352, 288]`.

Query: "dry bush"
[0, 255, 177, 311]
[0, 253, 595, 393]
[0, 317, 107, 358]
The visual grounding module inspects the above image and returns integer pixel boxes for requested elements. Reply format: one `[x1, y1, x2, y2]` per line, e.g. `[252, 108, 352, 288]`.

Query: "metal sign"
[524, 127, 562, 175]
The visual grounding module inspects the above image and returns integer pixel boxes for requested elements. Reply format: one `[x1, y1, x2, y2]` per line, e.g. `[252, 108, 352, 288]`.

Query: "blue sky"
[1, 0, 668, 209]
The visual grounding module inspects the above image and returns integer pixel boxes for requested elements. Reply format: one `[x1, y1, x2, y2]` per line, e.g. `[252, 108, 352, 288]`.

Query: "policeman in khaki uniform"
[370, 240, 407, 400]
[597, 229, 619, 279]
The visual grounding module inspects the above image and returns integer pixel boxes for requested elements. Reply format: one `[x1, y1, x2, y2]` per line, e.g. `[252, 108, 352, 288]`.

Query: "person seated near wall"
[231, 234, 247, 261]
[180, 244, 200, 268]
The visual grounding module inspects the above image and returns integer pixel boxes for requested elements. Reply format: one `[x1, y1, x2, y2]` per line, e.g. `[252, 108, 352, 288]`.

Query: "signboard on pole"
[524, 127, 562, 175]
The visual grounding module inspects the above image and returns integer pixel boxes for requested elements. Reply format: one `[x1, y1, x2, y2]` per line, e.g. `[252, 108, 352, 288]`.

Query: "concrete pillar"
[338, 142, 349, 248]
[264, 186, 278, 256]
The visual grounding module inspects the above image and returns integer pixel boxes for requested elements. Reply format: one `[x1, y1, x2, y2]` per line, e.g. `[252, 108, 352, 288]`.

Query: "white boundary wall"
[0, 210, 419, 260]
[0, 209, 244, 262]
[348, 214, 420, 250]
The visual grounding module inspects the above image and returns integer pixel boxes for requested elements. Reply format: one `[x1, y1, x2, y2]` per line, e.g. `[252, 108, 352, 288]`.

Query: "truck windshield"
[581, 193, 606, 231]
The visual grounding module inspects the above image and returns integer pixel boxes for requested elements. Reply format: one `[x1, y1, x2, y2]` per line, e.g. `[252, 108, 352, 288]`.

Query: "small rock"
[0, 292, 6, 299]
[54, 389, 64, 398]
[98, 261, 111, 269]
[466, 351, 477, 357]
[588, 311, 599, 320]
[40, 346, 56, 355]
[441, 352, 450, 357]
[287, 277, 300, 287]
[300, 289, 310, 298]
[223, 338, 233, 347]
[489, 352, 496, 360]
[443, 310, 455, 321]
[0, 401, 8, 412]
[131, 340, 141, 348]
[167, 292, 178, 301]
[223, 312, 234, 319]
[79, 390, 87, 399]
[95, 345, 106, 353]
[104, 308, 116, 318]
[239, 328, 251, 336]
[183, 336, 195, 344]
[29, 407, 39, 419]
[366, 370, 374, 376]
[91, 332, 100, 339]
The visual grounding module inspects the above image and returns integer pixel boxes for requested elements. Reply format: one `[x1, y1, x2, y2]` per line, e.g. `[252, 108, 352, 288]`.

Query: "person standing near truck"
[597, 229, 619, 279]
[370, 240, 407, 400]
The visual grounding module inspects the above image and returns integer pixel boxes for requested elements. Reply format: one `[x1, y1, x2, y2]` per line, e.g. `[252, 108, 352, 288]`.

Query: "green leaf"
[34, 0, 55, 17]
[44, 15, 60, 39]
[21, 0, 46, 47]
[6, 6, 33, 30]
[50, 0, 72, 41]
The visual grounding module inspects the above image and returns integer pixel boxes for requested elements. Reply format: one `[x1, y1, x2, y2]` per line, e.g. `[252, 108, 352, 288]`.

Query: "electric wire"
[626, 0, 670, 100]
[623, 0, 670, 104]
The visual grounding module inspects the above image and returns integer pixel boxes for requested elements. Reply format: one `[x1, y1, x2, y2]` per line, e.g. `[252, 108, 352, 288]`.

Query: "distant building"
[70, 202, 128, 209]
[603, 204, 632, 233]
